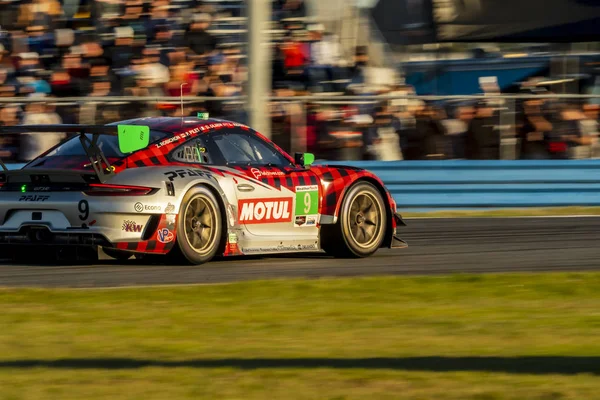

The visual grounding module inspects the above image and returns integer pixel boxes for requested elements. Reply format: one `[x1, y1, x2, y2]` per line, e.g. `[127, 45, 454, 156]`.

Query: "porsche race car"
[0, 116, 407, 264]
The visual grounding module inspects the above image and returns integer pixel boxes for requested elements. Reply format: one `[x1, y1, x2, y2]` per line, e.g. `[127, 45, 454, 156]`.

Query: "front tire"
[172, 186, 223, 265]
[321, 181, 387, 258]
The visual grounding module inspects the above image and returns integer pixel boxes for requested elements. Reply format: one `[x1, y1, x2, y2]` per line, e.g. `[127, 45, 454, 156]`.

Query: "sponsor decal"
[250, 168, 261, 180]
[225, 232, 242, 256]
[294, 185, 319, 227]
[242, 243, 318, 254]
[249, 168, 285, 180]
[19, 195, 50, 202]
[166, 214, 177, 225]
[164, 203, 175, 214]
[164, 169, 215, 182]
[122, 220, 143, 233]
[155, 122, 248, 149]
[134, 202, 161, 213]
[157, 228, 174, 243]
[155, 127, 202, 148]
[238, 198, 292, 224]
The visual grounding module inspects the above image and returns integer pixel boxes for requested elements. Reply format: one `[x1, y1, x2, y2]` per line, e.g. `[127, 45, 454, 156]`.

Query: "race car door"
[211, 129, 320, 238]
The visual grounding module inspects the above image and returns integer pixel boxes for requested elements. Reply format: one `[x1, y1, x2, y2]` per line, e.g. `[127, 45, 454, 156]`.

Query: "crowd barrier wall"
[7, 161, 600, 210]
[322, 160, 600, 210]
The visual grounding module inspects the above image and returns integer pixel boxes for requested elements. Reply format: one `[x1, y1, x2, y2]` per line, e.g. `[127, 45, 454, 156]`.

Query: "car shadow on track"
[0, 357, 597, 375]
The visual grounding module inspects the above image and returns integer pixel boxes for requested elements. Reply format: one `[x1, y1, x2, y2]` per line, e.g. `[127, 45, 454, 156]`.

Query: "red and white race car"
[0, 116, 407, 264]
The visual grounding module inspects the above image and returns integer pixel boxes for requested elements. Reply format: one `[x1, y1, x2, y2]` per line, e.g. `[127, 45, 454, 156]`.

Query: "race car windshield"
[212, 131, 292, 167]
[29, 130, 169, 164]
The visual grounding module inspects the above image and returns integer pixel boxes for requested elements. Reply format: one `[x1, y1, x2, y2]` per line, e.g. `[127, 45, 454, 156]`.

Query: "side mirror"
[294, 152, 315, 168]
[118, 125, 150, 153]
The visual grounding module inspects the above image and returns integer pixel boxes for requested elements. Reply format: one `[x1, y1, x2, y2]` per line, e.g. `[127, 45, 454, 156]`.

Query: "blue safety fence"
[322, 160, 600, 210]
[6, 160, 600, 210]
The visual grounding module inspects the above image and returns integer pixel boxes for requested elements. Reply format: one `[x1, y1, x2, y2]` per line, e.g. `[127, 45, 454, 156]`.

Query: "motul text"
[238, 198, 293, 224]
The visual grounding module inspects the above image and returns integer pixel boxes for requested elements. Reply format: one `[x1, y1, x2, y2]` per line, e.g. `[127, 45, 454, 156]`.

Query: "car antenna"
[180, 83, 188, 124]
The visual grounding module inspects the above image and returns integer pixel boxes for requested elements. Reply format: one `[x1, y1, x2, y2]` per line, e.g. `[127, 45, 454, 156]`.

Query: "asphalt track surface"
[0, 217, 599, 288]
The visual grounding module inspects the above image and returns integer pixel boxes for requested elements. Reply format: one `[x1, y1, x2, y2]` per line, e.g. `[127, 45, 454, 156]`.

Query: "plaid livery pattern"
[310, 166, 391, 218]
[232, 166, 319, 190]
[115, 214, 177, 254]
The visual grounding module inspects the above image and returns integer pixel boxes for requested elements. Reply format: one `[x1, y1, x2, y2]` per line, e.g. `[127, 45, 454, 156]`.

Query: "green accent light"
[197, 112, 209, 120]
[21, 185, 26, 193]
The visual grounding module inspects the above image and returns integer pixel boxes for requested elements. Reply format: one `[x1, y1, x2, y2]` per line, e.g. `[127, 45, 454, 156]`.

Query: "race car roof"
[108, 117, 246, 134]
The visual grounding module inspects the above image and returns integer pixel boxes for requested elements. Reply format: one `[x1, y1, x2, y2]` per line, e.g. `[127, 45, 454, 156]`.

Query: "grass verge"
[1, 273, 599, 399]
[402, 206, 600, 218]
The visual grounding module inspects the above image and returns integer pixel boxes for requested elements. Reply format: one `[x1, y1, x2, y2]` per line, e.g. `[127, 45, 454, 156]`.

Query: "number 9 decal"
[78, 200, 89, 221]
[294, 185, 319, 226]
[303, 192, 311, 214]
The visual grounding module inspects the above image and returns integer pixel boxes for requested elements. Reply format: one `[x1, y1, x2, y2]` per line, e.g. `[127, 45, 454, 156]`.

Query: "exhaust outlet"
[28, 228, 53, 243]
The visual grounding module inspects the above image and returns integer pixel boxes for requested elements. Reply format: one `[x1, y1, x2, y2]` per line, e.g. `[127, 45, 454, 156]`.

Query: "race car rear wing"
[0, 124, 149, 183]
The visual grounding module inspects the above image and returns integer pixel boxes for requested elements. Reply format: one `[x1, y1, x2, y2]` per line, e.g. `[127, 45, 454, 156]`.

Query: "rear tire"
[170, 186, 223, 265]
[321, 181, 387, 258]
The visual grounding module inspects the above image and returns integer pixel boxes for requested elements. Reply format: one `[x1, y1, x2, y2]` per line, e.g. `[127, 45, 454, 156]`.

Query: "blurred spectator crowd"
[0, 0, 599, 163]
[295, 90, 600, 162]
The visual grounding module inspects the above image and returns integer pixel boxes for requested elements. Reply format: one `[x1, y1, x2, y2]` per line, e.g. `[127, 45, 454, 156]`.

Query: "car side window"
[170, 138, 212, 164]
[212, 130, 291, 166]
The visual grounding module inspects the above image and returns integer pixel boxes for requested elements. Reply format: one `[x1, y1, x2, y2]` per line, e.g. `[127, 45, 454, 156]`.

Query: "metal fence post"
[247, 0, 272, 138]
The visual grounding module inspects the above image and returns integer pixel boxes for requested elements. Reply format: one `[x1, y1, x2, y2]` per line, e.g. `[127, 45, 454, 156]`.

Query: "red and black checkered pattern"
[115, 214, 177, 254]
[231, 166, 319, 191]
[310, 165, 392, 218]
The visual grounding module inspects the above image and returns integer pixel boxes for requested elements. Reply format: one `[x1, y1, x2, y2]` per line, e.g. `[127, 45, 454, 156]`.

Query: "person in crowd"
[349, 46, 369, 87]
[306, 24, 342, 92]
[0, 0, 20, 31]
[0, 67, 18, 98]
[581, 103, 600, 158]
[186, 13, 218, 58]
[107, 26, 137, 71]
[282, 0, 308, 20]
[465, 100, 501, 160]
[403, 103, 447, 160]
[442, 102, 475, 159]
[552, 102, 592, 160]
[134, 48, 171, 96]
[0, 105, 21, 162]
[539, 101, 572, 160]
[517, 98, 552, 159]
[281, 30, 309, 90]
[369, 103, 403, 160]
[20, 100, 64, 162]
[270, 93, 293, 154]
